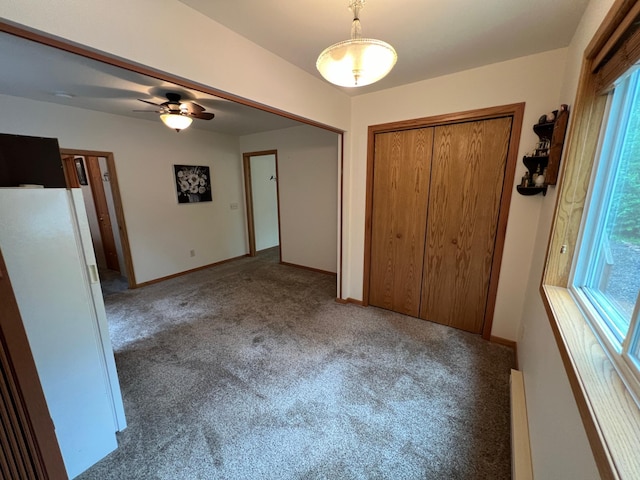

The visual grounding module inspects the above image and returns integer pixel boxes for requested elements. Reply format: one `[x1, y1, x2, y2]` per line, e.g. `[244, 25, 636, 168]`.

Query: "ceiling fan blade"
[132, 109, 162, 113]
[190, 112, 215, 120]
[138, 99, 163, 107]
[186, 102, 205, 113]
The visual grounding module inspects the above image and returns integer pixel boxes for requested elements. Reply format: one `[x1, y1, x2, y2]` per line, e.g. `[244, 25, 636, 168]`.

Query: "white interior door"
[250, 154, 280, 251]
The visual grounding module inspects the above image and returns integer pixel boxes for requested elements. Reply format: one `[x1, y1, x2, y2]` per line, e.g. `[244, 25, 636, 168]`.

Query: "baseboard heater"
[511, 369, 533, 479]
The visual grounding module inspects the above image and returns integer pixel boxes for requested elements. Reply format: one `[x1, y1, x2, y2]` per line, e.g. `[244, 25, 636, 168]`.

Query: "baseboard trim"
[490, 335, 516, 349]
[335, 297, 365, 306]
[133, 254, 250, 288]
[510, 369, 533, 480]
[279, 261, 337, 276]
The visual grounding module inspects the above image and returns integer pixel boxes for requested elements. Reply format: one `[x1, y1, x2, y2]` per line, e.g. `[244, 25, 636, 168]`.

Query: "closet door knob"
[451, 238, 458, 245]
[396, 233, 402, 239]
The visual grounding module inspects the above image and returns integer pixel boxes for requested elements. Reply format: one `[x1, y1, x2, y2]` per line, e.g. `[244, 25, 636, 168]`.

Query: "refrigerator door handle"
[88, 264, 99, 284]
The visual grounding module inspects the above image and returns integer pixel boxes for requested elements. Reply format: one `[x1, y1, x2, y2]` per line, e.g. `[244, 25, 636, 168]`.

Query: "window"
[572, 65, 640, 402]
[541, 3, 640, 477]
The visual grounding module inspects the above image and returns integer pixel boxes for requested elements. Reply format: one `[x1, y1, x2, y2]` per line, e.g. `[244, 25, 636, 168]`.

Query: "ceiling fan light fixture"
[317, 0, 397, 88]
[160, 113, 193, 132]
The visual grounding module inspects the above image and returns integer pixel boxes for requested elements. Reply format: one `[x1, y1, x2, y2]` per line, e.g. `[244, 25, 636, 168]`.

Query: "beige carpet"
[78, 248, 514, 479]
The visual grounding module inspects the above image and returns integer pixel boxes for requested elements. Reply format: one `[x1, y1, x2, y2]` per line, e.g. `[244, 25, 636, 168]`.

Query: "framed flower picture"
[174, 165, 212, 203]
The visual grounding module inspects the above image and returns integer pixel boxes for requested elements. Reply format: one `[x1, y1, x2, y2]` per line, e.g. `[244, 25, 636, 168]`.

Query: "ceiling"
[0, 0, 590, 135]
[0, 33, 304, 136]
[181, 0, 590, 96]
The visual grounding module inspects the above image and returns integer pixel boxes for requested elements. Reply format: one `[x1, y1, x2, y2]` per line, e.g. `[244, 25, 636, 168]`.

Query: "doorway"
[60, 149, 136, 290]
[364, 104, 524, 338]
[243, 150, 282, 259]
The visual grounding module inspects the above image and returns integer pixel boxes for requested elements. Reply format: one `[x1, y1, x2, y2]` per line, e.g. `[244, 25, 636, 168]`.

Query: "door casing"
[84, 155, 120, 272]
[242, 150, 282, 259]
[60, 148, 136, 287]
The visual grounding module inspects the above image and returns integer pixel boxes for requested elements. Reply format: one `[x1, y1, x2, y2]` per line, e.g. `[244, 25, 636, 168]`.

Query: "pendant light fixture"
[316, 0, 397, 88]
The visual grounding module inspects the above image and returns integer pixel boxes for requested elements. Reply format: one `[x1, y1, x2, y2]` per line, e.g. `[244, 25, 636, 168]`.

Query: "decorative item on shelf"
[535, 139, 550, 157]
[517, 104, 570, 197]
[532, 164, 541, 185]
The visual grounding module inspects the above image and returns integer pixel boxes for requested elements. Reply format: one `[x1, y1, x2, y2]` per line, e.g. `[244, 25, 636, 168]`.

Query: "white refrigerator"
[0, 188, 126, 478]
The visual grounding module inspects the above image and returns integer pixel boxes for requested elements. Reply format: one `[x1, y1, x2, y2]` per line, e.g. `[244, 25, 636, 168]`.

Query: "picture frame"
[74, 157, 88, 186]
[174, 165, 212, 203]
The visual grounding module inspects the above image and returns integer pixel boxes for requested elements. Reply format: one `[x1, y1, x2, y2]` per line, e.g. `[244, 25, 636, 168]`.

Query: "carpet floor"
[78, 249, 514, 480]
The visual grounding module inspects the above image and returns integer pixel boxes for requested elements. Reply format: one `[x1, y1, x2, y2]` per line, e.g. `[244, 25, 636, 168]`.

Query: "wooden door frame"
[61, 155, 81, 188]
[0, 248, 67, 479]
[63, 154, 121, 272]
[242, 150, 282, 260]
[60, 148, 137, 288]
[362, 103, 525, 340]
[84, 155, 121, 272]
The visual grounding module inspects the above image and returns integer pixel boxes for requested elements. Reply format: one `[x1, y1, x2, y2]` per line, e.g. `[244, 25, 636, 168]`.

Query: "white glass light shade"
[160, 113, 193, 131]
[316, 38, 397, 87]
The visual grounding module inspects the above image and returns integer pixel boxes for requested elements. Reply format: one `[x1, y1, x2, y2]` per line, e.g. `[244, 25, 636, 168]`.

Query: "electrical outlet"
[190, 249, 195, 257]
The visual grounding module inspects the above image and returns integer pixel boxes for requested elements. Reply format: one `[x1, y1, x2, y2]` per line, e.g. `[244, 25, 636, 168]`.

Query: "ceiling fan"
[135, 92, 214, 132]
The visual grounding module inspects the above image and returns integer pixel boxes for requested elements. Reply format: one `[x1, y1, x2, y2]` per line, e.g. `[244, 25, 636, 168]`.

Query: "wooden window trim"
[541, 1, 640, 478]
[540, 287, 640, 479]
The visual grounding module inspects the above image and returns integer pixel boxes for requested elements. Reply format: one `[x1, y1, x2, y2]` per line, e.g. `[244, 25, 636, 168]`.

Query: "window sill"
[541, 285, 640, 480]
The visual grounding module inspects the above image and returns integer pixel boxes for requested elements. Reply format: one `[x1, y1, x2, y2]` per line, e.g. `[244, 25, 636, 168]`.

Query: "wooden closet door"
[369, 128, 433, 316]
[420, 117, 512, 333]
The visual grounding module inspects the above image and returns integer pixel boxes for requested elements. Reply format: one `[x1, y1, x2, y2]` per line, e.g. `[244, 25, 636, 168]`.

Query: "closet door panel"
[420, 118, 512, 333]
[369, 128, 433, 317]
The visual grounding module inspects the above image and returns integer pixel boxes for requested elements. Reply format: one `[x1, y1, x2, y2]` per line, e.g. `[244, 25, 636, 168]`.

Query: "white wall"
[0, 94, 247, 284]
[240, 125, 339, 273]
[518, 0, 615, 478]
[249, 154, 279, 251]
[349, 48, 567, 339]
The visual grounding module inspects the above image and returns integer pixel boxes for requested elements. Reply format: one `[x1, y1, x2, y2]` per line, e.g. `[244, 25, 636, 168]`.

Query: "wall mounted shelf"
[516, 184, 548, 196]
[517, 106, 569, 196]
